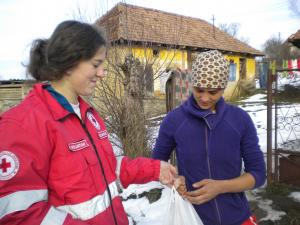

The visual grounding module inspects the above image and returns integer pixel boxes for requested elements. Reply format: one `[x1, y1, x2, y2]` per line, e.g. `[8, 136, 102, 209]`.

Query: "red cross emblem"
[87, 112, 100, 130]
[0, 158, 11, 173]
[91, 117, 97, 124]
[0, 151, 19, 181]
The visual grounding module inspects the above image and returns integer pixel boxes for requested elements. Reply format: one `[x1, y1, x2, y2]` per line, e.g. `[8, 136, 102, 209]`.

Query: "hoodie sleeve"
[152, 113, 177, 161]
[240, 110, 266, 188]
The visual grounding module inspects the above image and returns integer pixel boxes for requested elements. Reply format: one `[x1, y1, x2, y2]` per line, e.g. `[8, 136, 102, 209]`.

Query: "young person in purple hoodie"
[152, 50, 266, 225]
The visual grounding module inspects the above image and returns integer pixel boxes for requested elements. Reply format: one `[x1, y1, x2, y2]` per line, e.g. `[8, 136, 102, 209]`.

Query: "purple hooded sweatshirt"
[152, 95, 266, 225]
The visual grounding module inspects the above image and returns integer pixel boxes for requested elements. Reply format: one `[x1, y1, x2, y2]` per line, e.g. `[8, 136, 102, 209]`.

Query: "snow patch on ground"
[246, 188, 286, 222]
[289, 192, 300, 203]
[258, 199, 286, 221]
[240, 93, 267, 102]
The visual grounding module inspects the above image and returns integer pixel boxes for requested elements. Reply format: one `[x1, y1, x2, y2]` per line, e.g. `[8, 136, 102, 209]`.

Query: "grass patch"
[260, 183, 300, 225]
[275, 84, 300, 103]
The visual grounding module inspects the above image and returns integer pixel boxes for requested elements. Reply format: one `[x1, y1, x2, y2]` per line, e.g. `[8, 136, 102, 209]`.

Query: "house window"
[229, 62, 237, 81]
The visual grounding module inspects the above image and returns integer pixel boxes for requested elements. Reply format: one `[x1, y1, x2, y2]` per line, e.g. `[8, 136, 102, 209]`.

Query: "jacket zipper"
[204, 124, 222, 225]
[80, 117, 118, 225]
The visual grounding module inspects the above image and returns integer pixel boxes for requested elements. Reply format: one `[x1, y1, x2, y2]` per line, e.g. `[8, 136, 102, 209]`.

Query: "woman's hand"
[185, 179, 222, 204]
[174, 175, 187, 197]
[159, 161, 177, 186]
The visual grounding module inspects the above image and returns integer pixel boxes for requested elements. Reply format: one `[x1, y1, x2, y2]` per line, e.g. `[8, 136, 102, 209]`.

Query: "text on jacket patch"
[68, 139, 89, 151]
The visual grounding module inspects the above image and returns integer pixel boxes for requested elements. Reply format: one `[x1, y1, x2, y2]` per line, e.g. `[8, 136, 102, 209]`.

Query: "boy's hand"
[174, 175, 187, 197]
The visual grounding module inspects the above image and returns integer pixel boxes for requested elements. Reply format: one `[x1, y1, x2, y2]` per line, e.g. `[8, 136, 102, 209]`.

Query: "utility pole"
[212, 15, 216, 39]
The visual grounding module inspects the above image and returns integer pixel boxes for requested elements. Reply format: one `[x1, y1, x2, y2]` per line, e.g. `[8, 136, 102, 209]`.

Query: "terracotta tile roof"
[96, 3, 263, 56]
[288, 29, 300, 48]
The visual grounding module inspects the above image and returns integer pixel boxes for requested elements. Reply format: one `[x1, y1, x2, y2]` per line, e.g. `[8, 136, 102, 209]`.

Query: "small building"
[0, 80, 34, 113]
[287, 29, 300, 58]
[96, 3, 264, 99]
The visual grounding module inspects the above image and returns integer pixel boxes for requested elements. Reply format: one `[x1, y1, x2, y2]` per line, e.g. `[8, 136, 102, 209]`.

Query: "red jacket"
[0, 83, 160, 225]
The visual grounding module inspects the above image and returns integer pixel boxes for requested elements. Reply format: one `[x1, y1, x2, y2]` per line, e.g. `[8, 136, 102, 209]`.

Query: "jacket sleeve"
[116, 156, 160, 189]
[240, 110, 267, 188]
[152, 113, 177, 161]
[0, 119, 88, 225]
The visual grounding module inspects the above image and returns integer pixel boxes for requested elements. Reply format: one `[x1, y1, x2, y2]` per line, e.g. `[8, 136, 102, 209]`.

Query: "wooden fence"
[0, 81, 34, 113]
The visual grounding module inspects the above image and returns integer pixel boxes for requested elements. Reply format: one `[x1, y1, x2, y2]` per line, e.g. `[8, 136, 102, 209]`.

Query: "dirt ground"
[248, 183, 300, 225]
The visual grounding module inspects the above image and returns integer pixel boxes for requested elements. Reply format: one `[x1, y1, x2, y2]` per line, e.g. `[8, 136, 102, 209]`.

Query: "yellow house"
[96, 3, 263, 99]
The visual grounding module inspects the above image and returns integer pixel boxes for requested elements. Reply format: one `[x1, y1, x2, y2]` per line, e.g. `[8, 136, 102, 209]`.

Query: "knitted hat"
[191, 50, 229, 89]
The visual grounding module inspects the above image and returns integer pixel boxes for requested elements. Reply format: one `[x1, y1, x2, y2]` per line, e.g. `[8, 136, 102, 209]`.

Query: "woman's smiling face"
[66, 47, 107, 97]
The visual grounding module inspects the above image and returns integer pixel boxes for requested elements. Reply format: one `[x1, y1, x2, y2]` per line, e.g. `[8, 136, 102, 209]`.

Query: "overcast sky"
[0, 0, 299, 80]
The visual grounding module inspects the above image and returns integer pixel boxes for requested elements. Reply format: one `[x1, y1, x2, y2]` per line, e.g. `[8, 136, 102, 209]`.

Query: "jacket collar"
[182, 94, 227, 129]
[32, 83, 93, 121]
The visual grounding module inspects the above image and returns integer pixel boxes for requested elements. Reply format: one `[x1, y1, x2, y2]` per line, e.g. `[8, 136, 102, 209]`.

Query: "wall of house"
[131, 47, 187, 97]
[103, 46, 257, 101]
[97, 46, 187, 100]
[224, 55, 256, 99]
[225, 54, 256, 80]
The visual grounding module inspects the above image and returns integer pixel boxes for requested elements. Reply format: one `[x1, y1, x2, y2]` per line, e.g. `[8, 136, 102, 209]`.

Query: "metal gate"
[267, 65, 300, 186]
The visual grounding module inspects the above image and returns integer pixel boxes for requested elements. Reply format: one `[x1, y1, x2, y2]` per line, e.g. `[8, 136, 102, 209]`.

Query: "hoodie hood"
[181, 95, 227, 129]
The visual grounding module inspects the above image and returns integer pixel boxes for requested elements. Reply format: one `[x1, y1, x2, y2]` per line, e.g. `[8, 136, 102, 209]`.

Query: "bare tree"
[73, 3, 182, 157]
[91, 53, 150, 157]
[262, 34, 291, 60]
[218, 23, 240, 38]
[70, 0, 105, 23]
[93, 21, 182, 157]
[218, 22, 249, 44]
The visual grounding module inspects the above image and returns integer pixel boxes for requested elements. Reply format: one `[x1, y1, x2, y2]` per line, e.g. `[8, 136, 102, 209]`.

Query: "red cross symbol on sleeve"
[0, 158, 11, 173]
[0, 151, 19, 180]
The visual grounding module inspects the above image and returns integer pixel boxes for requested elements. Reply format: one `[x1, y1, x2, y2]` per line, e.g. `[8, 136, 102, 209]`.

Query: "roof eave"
[108, 38, 264, 57]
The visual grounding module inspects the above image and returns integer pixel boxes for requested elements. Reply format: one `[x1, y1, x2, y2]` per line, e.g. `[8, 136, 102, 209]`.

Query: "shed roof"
[287, 29, 300, 48]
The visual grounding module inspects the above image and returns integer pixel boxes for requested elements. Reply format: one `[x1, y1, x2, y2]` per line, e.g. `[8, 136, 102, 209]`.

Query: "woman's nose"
[96, 67, 106, 78]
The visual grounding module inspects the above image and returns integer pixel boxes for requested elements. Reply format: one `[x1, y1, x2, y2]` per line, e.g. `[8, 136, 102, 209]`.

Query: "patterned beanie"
[191, 50, 229, 89]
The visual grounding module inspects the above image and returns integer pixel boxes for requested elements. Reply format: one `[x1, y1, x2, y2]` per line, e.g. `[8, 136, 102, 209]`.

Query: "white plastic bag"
[163, 187, 204, 225]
